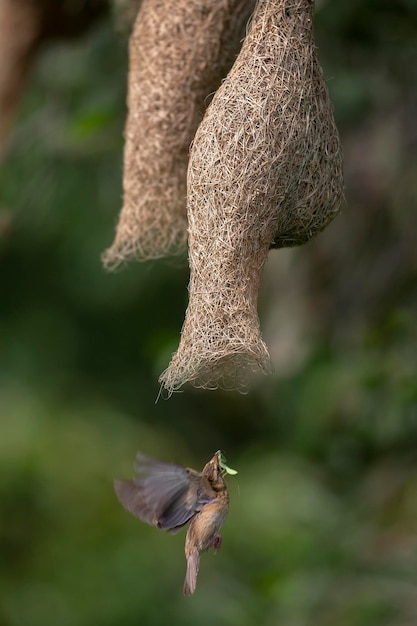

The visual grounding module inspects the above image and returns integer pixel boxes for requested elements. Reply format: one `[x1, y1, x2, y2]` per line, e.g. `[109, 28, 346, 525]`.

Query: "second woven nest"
[103, 0, 255, 267]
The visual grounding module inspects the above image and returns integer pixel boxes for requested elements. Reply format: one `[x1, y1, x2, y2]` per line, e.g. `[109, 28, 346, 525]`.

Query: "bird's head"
[202, 451, 237, 490]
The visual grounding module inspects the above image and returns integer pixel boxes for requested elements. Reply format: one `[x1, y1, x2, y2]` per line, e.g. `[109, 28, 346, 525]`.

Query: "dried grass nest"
[159, 0, 344, 392]
[103, 0, 256, 267]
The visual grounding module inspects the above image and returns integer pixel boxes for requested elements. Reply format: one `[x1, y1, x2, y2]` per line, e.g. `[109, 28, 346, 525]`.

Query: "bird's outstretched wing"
[114, 453, 216, 532]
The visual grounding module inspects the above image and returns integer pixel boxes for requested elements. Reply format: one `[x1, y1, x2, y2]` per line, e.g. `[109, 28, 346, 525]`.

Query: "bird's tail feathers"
[183, 551, 200, 596]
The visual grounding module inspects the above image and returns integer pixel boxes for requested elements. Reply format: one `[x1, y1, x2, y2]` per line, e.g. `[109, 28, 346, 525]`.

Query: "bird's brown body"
[114, 451, 231, 595]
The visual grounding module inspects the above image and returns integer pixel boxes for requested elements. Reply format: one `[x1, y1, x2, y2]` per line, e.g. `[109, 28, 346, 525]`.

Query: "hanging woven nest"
[0, 0, 107, 152]
[0, 0, 41, 148]
[160, 0, 344, 392]
[103, 0, 255, 267]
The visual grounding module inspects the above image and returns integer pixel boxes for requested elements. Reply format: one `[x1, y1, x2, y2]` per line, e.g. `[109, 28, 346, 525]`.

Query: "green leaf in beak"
[217, 450, 238, 475]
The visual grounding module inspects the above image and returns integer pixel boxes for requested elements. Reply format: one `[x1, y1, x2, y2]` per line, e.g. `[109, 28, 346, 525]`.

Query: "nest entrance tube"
[102, 0, 256, 267]
[159, 0, 344, 392]
[161, 246, 273, 391]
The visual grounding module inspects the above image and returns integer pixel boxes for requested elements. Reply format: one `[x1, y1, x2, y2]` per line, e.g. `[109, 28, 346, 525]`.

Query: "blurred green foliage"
[1, 2, 416, 625]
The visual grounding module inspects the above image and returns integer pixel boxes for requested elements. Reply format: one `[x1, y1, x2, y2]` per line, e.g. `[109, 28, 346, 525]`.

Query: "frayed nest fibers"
[103, 0, 255, 267]
[160, 0, 344, 392]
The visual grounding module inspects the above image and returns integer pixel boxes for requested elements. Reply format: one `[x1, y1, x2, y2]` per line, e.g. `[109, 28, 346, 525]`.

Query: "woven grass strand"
[160, 0, 344, 392]
[103, 0, 255, 267]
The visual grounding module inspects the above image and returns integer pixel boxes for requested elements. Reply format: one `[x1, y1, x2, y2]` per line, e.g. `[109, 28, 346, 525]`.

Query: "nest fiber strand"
[103, 0, 255, 267]
[160, 0, 344, 392]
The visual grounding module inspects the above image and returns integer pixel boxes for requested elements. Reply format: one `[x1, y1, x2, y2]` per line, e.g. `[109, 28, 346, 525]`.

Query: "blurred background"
[1, 0, 416, 624]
